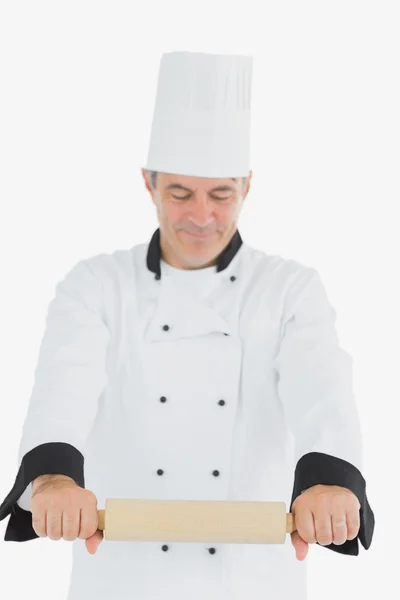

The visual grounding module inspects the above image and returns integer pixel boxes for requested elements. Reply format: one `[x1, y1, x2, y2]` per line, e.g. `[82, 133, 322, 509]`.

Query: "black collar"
[146, 227, 243, 278]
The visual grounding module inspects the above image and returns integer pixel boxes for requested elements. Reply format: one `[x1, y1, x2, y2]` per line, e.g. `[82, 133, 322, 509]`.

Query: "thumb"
[291, 531, 309, 561]
[85, 529, 104, 555]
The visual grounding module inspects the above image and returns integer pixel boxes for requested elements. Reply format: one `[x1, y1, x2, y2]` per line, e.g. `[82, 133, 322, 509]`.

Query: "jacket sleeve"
[0, 258, 111, 542]
[272, 267, 375, 556]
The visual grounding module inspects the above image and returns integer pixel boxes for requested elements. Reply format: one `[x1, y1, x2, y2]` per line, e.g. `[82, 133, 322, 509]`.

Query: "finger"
[346, 507, 360, 541]
[331, 512, 348, 545]
[31, 506, 47, 538]
[62, 508, 80, 541]
[314, 508, 333, 546]
[47, 509, 62, 541]
[85, 529, 104, 554]
[291, 531, 309, 560]
[78, 508, 98, 541]
[295, 507, 316, 544]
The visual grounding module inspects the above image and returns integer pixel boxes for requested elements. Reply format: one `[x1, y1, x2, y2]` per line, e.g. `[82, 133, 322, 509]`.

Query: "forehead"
[160, 172, 238, 190]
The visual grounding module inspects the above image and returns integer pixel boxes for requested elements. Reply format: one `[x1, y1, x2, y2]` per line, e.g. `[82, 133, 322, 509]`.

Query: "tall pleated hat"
[145, 50, 253, 178]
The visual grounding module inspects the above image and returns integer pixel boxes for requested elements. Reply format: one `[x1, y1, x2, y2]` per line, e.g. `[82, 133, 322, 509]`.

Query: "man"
[0, 51, 374, 600]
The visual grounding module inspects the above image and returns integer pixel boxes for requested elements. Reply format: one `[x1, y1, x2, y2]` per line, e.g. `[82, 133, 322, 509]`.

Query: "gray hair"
[146, 170, 247, 190]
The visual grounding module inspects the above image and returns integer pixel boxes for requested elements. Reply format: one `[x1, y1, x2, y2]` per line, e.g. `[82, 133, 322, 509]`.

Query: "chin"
[175, 231, 225, 263]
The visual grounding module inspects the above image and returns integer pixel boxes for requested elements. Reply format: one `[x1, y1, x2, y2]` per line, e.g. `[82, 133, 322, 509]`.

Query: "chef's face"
[142, 169, 252, 270]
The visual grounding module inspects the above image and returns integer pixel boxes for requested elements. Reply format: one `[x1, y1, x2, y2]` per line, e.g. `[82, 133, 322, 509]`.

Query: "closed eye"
[172, 194, 231, 200]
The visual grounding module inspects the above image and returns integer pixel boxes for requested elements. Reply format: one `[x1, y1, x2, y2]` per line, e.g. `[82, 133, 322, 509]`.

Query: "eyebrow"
[166, 178, 237, 193]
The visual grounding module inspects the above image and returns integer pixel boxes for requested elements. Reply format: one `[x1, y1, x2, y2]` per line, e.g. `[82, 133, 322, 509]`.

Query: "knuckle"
[333, 518, 347, 531]
[77, 530, 88, 540]
[333, 538, 346, 546]
[333, 528, 346, 543]
[46, 494, 62, 509]
[57, 489, 76, 505]
[347, 526, 359, 540]
[32, 522, 46, 537]
[78, 526, 94, 539]
[302, 533, 316, 544]
[348, 514, 360, 527]
[317, 534, 332, 545]
[33, 528, 45, 538]
[331, 494, 344, 508]
[84, 490, 98, 505]
[318, 494, 330, 508]
[296, 492, 309, 507]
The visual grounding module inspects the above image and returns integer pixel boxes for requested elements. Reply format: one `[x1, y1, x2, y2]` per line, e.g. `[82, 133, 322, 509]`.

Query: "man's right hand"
[29, 474, 103, 554]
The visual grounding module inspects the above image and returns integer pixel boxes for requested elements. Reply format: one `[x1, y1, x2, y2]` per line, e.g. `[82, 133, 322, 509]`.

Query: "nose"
[188, 197, 214, 228]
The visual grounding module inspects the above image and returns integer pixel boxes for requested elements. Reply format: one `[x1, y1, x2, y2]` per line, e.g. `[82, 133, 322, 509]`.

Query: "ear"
[142, 168, 152, 193]
[246, 170, 253, 192]
[244, 170, 252, 197]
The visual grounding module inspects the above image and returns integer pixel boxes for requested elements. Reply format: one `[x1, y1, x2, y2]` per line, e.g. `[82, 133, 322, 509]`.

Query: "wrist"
[32, 474, 75, 490]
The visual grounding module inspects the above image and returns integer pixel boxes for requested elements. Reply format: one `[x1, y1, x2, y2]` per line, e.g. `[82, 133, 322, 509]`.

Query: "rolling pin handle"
[286, 512, 296, 534]
[98, 509, 105, 531]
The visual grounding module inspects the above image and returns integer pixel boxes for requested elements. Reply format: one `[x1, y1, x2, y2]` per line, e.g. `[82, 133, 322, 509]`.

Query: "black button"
[212, 470, 220, 477]
[162, 325, 170, 331]
[160, 396, 167, 403]
[230, 276, 236, 282]
[218, 400, 225, 406]
[223, 333, 229, 336]
[208, 547, 216, 554]
[155, 274, 161, 280]
[157, 469, 164, 476]
[161, 545, 169, 551]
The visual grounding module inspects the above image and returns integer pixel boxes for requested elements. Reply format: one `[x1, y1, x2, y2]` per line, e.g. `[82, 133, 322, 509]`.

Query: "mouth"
[183, 230, 214, 240]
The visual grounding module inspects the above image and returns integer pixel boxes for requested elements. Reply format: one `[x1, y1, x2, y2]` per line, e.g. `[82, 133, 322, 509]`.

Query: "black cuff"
[289, 451, 375, 556]
[0, 442, 85, 542]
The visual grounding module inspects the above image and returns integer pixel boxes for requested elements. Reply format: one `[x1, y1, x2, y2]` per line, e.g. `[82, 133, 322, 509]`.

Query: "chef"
[0, 50, 374, 600]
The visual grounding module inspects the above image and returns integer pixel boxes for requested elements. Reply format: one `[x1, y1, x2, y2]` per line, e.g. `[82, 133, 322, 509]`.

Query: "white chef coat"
[0, 229, 374, 600]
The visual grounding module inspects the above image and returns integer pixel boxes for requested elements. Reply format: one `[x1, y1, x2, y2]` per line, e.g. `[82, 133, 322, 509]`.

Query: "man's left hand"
[290, 484, 361, 560]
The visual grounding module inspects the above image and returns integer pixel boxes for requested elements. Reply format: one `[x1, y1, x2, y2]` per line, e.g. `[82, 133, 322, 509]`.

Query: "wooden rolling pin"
[97, 499, 297, 544]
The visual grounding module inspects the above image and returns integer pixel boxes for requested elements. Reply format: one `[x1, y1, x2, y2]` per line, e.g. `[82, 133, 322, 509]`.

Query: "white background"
[0, 0, 398, 597]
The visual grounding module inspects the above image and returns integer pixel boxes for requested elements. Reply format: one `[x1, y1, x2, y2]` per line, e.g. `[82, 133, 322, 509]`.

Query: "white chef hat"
[145, 50, 253, 178]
